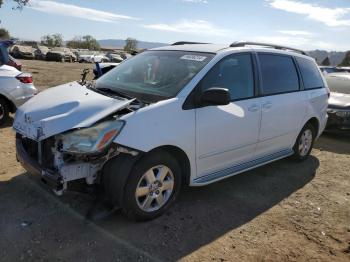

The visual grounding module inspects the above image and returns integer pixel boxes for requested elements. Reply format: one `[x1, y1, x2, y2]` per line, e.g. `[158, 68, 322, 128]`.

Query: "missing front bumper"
[16, 136, 64, 191]
[16, 136, 64, 192]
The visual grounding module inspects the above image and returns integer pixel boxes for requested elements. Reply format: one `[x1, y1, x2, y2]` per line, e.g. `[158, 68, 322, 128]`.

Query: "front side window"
[296, 57, 324, 90]
[259, 54, 299, 95]
[95, 51, 214, 103]
[201, 53, 254, 100]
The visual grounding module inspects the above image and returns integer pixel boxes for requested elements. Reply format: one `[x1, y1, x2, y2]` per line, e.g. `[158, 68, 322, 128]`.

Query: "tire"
[292, 123, 316, 161]
[0, 98, 10, 126]
[122, 150, 182, 221]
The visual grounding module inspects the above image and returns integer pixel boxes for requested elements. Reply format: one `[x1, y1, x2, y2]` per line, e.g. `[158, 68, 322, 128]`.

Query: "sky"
[0, 0, 350, 51]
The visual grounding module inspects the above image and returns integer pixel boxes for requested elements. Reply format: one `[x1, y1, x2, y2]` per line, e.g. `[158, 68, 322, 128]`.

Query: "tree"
[82, 35, 100, 50]
[52, 33, 63, 47]
[0, 0, 30, 9]
[41, 35, 54, 47]
[0, 28, 10, 39]
[66, 36, 82, 49]
[338, 51, 350, 67]
[41, 33, 63, 47]
[124, 38, 137, 53]
[66, 35, 100, 50]
[321, 57, 330, 66]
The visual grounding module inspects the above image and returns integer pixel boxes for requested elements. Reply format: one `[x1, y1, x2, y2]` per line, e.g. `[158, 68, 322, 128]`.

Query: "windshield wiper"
[97, 87, 133, 100]
[86, 82, 126, 99]
[87, 82, 145, 104]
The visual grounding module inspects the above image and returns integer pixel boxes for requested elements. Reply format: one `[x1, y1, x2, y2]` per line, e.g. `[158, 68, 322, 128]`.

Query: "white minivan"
[14, 42, 328, 221]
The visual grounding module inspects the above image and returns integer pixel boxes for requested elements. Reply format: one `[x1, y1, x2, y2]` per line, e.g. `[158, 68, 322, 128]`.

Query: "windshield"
[95, 50, 214, 102]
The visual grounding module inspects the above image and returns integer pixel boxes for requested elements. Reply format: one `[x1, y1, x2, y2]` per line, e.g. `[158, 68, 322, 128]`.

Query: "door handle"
[248, 104, 259, 112]
[262, 102, 272, 109]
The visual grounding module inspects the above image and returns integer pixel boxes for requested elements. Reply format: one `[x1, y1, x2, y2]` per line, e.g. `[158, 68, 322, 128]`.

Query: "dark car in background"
[10, 45, 35, 59]
[34, 45, 50, 60]
[46, 47, 76, 62]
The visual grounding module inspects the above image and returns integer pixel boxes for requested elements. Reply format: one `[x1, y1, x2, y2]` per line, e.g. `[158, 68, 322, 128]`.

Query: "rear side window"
[201, 53, 254, 100]
[296, 57, 324, 89]
[258, 54, 299, 95]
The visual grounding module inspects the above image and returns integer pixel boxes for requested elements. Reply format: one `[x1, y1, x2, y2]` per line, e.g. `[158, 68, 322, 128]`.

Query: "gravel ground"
[0, 60, 349, 262]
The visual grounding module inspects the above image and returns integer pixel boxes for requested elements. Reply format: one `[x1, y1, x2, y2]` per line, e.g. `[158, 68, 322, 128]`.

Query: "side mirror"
[200, 87, 230, 106]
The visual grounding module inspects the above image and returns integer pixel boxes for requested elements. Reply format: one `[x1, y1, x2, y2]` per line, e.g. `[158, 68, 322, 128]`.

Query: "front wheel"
[292, 123, 316, 161]
[122, 150, 182, 221]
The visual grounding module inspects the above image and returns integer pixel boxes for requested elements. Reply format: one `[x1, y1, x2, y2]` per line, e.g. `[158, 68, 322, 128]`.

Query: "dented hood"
[329, 92, 350, 109]
[13, 82, 133, 141]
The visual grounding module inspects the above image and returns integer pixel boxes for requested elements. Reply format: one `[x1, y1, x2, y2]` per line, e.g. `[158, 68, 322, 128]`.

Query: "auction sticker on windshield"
[180, 55, 207, 62]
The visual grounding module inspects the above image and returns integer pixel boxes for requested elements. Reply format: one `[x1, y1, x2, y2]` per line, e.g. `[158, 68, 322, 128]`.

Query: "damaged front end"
[16, 118, 139, 195]
[14, 83, 143, 195]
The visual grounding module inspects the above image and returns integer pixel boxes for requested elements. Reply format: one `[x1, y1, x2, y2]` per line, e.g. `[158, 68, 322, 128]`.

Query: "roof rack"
[230, 41, 307, 55]
[171, 41, 209, 46]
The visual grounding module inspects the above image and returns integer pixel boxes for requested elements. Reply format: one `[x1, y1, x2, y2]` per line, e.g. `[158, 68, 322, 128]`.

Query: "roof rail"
[230, 41, 307, 55]
[171, 41, 209, 46]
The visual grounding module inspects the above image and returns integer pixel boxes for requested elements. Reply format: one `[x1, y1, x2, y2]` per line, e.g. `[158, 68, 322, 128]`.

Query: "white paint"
[13, 82, 133, 141]
[0, 65, 37, 108]
[14, 44, 328, 188]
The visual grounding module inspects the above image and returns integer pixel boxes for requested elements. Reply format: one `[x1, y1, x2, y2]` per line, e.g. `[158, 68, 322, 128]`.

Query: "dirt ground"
[0, 60, 349, 262]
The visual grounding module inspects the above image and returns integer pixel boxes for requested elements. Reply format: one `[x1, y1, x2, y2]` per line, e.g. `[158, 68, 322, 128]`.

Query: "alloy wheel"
[135, 165, 174, 212]
[298, 129, 313, 156]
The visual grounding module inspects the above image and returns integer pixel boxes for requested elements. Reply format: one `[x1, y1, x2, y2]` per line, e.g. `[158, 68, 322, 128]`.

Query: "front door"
[195, 53, 261, 179]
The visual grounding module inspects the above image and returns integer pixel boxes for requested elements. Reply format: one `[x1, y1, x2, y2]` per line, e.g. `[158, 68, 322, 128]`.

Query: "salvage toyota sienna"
[14, 42, 328, 221]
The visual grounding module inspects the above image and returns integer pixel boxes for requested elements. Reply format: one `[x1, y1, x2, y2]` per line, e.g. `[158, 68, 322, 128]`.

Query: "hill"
[98, 40, 348, 66]
[98, 39, 168, 49]
[307, 50, 347, 66]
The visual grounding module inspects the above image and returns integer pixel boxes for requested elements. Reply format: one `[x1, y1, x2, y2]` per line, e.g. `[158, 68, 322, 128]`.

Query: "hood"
[13, 82, 133, 141]
[329, 92, 350, 109]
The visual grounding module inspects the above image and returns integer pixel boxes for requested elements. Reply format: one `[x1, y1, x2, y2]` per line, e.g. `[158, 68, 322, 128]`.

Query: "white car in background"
[0, 40, 37, 126]
[78, 52, 109, 63]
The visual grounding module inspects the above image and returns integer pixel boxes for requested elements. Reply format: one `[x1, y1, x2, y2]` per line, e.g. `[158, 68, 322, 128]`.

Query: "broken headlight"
[58, 120, 125, 154]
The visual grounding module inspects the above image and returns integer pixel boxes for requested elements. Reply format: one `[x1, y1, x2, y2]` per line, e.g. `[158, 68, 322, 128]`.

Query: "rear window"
[259, 54, 299, 95]
[296, 57, 324, 89]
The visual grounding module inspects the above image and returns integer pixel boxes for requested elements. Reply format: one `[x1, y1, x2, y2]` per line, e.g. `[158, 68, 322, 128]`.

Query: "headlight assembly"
[58, 120, 125, 154]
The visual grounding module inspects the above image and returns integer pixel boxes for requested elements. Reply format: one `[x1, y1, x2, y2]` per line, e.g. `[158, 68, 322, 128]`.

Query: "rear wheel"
[122, 150, 181, 221]
[0, 98, 10, 126]
[292, 123, 316, 161]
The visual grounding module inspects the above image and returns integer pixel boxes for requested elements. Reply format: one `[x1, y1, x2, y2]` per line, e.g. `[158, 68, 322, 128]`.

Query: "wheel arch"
[0, 93, 16, 113]
[305, 117, 320, 136]
[102, 144, 192, 207]
[148, 145, 191, 186]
